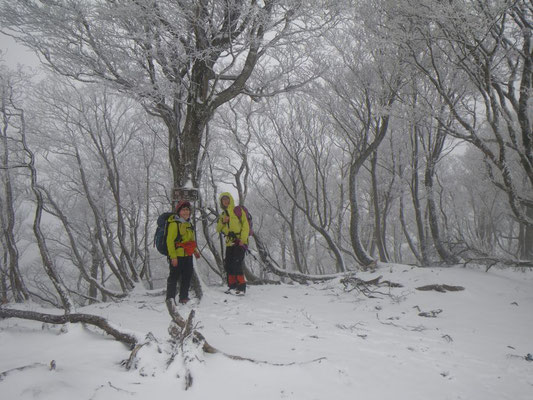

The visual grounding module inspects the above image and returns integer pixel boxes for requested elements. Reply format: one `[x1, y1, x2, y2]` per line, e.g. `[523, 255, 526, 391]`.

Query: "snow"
[1, 265, 532, 400]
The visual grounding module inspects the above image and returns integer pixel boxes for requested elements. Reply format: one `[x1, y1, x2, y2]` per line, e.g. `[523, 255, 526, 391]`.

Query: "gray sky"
[0, 33, 40, 68]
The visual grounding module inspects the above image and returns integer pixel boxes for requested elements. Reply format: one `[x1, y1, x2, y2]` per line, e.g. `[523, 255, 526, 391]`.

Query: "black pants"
[166, 256, 193, 301]
[224, 245, 246, 291]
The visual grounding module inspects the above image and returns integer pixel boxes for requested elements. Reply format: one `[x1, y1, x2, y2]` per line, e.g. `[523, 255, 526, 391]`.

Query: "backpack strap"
[167, 214, 182, 247]
[233, 206, 248, 238]
[174, 216, 184, 245]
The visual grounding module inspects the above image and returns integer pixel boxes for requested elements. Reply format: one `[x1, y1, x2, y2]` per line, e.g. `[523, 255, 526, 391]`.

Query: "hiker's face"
[179, 207, 190, 219]
[221, 197, 230, 208]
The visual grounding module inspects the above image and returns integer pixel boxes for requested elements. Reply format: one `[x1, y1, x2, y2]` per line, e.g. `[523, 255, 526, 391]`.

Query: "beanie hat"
[175, 200, 191, 213]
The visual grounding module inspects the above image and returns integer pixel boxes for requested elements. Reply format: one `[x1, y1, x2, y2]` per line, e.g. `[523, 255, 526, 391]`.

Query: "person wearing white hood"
[216, 192, 250, 295]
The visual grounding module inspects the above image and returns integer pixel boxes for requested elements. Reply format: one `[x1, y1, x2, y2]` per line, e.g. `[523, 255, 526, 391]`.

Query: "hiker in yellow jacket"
[216, 192, 249, 295]
[166, 200, 199, 304]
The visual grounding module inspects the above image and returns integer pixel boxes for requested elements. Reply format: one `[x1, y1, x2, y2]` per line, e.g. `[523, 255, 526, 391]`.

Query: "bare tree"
[368, 147, 397, 262]
[9, 85, 75, 312]
[320, 49, 403, 266]
[391, 1, 532, 229]
[30, 80, 167, 301]
[396, 78, 461, 266]
[254, 94, 348, 273]
[0, 0, 330, 189]
[0, 64, 30, 302]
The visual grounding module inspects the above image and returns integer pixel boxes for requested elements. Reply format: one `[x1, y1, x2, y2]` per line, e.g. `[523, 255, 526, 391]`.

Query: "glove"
[177, 241, 197, 256]
[227, 231, 237, 240]
[194, 250, 201, 259]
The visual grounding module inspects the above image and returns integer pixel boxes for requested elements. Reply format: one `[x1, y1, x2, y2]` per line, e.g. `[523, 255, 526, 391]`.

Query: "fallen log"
[416, 284, 464, 292]
[0, 308, 138, 346]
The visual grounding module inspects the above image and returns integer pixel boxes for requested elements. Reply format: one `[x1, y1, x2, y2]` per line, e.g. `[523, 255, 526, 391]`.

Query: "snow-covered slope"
[1, 265, 532, 400]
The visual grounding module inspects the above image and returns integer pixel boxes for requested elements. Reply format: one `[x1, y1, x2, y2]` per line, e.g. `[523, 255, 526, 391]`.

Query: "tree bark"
[0, 308, 138, 346]
[425, 163, 460, 265]
[370, 150, 389, 262]
[521, 205, 533, 260]
[0, 90, 29, 302]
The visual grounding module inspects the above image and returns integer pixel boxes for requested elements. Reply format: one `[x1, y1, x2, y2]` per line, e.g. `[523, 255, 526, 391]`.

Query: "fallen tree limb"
[0, 362, 49, 382]
[340, 275, 403, 298]
[0, 308, 138, 346]
[244, 263, 279, 285]
[416, 284, 464, 292]
[252, 234, 360, 284]
[459, 252, 533, 271]
[164, 300, 325, 365]
[165, 299, 218, 354]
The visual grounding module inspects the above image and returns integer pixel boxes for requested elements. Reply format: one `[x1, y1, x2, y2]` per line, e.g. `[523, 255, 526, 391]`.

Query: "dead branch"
[340, 275, 403, 298]
[418, 309, 443, 318]
[376, 313, 428, 332]
[459, 252, 533, 271]
[122, 343, 146, 371]
[0, 362, 49, 382]
[0, 308, 138, 346]
[416, 284, 464, 292]
[165, 299, 218, 354]
[164, 300, 326, 366]
[252, 234, 360, 284]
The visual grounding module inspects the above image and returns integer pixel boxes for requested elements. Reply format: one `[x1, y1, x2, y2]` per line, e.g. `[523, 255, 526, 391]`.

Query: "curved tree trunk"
[410, 129, 430, 267]
[19, 110, 74, 313]
[254, 233, 357, 283]
[425, 165, 460, 265]
[0, 97, 29, 302]
[349, 163, 375, 266]
[370, 150, 389, 262]
[424, 119, 459, 265]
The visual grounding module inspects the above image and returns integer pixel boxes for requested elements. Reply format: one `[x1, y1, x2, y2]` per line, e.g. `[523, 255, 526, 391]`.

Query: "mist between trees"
[0, 0, 531, 306]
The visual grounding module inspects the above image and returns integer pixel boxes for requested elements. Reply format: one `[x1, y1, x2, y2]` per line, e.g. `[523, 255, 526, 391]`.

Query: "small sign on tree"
[172, 187, 198, 208]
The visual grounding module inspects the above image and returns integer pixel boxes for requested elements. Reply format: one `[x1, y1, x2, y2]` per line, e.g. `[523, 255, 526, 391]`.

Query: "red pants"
[224, 245, 246, 292]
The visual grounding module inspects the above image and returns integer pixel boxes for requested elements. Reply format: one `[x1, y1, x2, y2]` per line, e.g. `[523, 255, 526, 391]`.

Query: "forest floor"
[1, 264, 532, 400]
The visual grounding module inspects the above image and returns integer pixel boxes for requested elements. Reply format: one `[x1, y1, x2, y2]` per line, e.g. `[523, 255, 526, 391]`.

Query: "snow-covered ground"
[1, 264, 532, 400]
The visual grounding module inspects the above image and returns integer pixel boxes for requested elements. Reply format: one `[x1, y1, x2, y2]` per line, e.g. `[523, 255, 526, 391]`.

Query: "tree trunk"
[425, 165, 460, 265]
[349, 161, 375, 266]
[19, 108, 74, 313]
[410, 130, 430, 266]
[88, 235, 100, 304]
[0, 109, 29, 302]
[521, 205, 533, 260]
[370, 150, 389, 262]
[424, 119, 459, 265]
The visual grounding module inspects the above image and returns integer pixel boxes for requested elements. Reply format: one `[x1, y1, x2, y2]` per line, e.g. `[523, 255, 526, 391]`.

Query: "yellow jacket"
[216, 192, 250, 246]
[166, 215, 196, 259]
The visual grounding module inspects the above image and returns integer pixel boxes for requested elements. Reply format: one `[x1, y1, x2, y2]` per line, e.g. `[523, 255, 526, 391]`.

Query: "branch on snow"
[165, 299, 218, 354]
[252, 233, 361, 284]
[0, 308, 138, 347]
[340, 275, 403, 298]
[164, 300, 325, 366]
[461, 256, 533, 271]
[0, 362, 50, 382]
